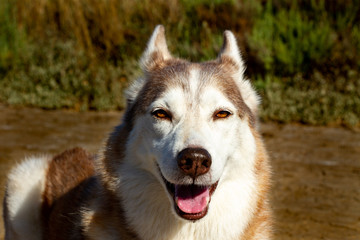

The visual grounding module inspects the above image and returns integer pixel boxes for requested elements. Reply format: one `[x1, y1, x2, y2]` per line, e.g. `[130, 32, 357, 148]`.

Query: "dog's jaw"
[160, 169, 218, 221]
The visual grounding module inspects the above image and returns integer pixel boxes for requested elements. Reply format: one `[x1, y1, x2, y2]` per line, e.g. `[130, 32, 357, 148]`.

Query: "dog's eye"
[152, 109, 171, 120]
[214, 110, 232, 119]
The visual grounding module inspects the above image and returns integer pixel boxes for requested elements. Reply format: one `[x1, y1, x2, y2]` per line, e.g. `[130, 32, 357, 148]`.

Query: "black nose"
[177, 148, 212, 179]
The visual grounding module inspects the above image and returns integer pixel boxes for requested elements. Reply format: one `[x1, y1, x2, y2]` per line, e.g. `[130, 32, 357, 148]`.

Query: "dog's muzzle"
[161, 147, 218, 221]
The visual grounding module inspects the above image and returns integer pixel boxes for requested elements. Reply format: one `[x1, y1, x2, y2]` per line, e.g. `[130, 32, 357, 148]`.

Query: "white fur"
[118, 123, 258, 240]
[116, 64, 260, 239]
[125, 77, 147, 104]
[4, 156, 50, 240]
[236, 78, 261, 115]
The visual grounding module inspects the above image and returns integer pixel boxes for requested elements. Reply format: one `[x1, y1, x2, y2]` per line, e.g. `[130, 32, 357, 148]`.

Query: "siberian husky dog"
[3, 25, 272, 240]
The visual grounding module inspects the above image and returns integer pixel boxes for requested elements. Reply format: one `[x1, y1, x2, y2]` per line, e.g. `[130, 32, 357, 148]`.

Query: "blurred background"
[0, 0, 359, 126]
[1, 0, 360, 239]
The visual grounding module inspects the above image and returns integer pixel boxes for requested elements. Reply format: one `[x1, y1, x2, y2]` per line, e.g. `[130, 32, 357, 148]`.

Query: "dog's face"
[124, 26, 259, 221]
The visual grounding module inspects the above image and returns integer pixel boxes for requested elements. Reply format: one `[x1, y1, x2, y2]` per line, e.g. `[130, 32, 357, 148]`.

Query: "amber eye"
[214, 110, 232, 119]
[152, 109, 171, 120]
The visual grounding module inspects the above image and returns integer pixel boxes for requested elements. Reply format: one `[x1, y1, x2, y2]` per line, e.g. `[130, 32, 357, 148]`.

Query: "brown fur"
[241, 130, 272, 239]
[125, 58, 189, 130]
[99, 124, 131, 192]
[200, 59, 256, 126]
[36, 147, 138, 240]
[41, 148, 96, 239]
[81, 189, 138, 239]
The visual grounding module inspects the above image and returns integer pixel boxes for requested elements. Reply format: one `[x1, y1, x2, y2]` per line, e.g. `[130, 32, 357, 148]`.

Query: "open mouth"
[162, 175, 218, 221]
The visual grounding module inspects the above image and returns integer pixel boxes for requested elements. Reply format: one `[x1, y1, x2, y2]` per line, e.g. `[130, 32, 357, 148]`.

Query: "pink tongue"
[175, 185, 210, 214]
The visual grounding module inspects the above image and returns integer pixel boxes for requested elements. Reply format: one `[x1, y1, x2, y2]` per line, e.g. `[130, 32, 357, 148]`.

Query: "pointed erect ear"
[219, 31, 260, 116]
[140, 25, 172, 71]
[218, 30, 245, 72]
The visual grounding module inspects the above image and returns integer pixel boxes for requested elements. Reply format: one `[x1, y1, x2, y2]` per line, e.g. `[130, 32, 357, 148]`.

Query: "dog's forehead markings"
[187, 66, 201, 99]
[130, 57, 254, 127]
[151, 64, 239, 118]
[197, 61, 256, 123]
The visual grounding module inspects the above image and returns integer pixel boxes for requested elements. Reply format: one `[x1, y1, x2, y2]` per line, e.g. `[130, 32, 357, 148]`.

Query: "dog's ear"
[126, 26, 171, 104]
[218, 30, 245, 71]
[140, 25, 172, 71]
[218, 31, 260, 116]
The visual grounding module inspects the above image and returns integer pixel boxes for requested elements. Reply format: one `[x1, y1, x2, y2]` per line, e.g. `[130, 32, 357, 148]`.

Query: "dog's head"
[122, 25, 259, 221]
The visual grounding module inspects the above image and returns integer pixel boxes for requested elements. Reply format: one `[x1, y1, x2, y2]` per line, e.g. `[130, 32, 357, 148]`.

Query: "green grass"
[0, 0, 359, 126]
[0, 0, 25, 74]
[0, 40, 132, 110]
[248, 1, 335, 76]
[257, 76, 360, 127]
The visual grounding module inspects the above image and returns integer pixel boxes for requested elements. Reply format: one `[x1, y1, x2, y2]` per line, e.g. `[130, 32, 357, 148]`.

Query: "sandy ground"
[0, 106, 359, 239]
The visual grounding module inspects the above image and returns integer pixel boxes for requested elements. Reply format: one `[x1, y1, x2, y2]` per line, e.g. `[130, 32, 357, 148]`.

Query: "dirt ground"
[0, 105, 359, 239]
